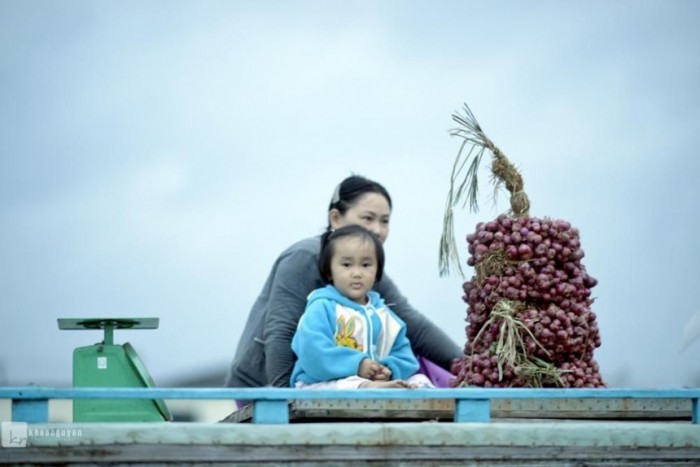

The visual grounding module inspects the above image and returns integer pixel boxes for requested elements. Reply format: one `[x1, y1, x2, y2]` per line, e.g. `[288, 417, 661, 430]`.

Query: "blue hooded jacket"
[290, 284, 420, 386]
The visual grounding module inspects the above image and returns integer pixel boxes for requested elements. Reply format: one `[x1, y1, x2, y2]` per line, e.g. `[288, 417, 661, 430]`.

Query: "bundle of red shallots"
[440, 104, 605, 388]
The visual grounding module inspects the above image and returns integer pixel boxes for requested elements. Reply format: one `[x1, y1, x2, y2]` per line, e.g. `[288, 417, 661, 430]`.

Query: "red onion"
[453, 215, 605, 388]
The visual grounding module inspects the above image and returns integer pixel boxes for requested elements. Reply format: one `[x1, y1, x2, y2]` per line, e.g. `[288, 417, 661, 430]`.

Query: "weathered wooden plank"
[2, 422, 699, 465]
[13, 421, 700, 447]
[3, 387, 698, 424]
[3, 386, 700, 400]
[222, 398, 693, 424]
[3, 444, 700, 465]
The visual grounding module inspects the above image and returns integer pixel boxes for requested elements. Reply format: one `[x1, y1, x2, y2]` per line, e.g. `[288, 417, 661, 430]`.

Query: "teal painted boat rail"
[2, 387, 699, 424]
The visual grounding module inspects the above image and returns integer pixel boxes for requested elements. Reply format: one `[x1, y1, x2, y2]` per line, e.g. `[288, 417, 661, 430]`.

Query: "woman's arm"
[375, 275, 462, 370]
[262, 244, 323, 387]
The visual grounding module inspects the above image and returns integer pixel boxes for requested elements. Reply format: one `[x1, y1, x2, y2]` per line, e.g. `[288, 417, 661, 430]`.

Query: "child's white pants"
[295, 373, 434, 389]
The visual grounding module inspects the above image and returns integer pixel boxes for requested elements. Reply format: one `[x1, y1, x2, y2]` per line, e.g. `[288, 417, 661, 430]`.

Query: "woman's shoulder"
[270, 235, 323, 279]
[374, 273, 399, 296]
[280, 235, 321, 257]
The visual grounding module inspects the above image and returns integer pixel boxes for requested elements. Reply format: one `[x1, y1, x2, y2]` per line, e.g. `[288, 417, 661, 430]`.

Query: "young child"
[290, 224, 433, 389]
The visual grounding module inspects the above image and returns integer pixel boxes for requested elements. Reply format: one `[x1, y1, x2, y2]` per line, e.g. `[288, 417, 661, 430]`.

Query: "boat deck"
[1, 387, 699, 465]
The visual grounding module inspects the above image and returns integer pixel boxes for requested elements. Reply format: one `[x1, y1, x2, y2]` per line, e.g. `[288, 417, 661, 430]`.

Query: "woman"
[225, 175, 461, 389]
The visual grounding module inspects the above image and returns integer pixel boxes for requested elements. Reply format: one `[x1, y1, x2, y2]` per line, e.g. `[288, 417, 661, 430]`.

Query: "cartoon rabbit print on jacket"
[336, 315, 363, 351]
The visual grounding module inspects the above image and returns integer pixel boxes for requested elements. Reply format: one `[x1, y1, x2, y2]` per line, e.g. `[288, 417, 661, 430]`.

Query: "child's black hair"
[318, 224, 385, 284]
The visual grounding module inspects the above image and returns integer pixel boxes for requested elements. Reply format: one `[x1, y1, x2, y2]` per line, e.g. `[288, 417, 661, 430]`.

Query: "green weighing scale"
[58, 317, 173, 422]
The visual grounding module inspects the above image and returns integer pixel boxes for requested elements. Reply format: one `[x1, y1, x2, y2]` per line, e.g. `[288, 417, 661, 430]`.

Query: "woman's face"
[329, 192, 391, 244]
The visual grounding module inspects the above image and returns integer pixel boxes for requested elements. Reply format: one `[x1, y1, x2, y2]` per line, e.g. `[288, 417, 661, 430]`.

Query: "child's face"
[329, 235, 378, 305]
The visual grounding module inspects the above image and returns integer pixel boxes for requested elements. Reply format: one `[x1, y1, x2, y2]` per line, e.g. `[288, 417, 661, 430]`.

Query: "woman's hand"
[359, 358, 392, 380]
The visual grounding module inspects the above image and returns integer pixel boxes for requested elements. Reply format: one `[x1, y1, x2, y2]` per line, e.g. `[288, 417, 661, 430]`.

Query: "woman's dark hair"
[326, 175, 392, 231]
[318, 224, 385, 284]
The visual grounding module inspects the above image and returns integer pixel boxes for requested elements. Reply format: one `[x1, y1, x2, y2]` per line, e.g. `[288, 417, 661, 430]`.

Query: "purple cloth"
[417, 355, 455, 388]
[235, 399, 249, 409]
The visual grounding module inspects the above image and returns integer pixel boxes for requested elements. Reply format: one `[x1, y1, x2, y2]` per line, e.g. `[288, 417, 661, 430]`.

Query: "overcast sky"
[1, 1, 699, 389]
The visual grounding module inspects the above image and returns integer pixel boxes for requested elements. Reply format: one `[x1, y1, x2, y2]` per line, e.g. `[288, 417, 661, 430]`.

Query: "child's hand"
[358, 358, 377, 379]
[359, 359, 392, 380]
[371, 365, 392, 381]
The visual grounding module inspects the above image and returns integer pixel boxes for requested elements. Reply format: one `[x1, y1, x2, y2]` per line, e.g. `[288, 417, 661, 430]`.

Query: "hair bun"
[330, 183, 341, 205]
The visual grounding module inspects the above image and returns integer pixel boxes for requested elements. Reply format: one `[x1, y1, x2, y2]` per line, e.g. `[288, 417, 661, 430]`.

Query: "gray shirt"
[225, 235, 462, 388]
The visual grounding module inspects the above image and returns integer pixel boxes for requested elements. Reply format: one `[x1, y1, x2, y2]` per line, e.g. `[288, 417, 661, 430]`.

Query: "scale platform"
[58, 317, 159, 329]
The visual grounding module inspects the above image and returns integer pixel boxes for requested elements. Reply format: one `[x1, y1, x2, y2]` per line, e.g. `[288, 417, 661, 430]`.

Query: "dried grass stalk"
[439, 103, 531, 277]
[469, 299, 551, 385]
[474, 249, 510, 281]
[514, 356, 568, 388]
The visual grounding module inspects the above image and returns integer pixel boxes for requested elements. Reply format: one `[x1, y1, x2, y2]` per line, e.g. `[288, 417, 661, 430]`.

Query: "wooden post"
[252, 400, 289, 424]
[12, 398, 49, 423]
[455, 398, 490, 423]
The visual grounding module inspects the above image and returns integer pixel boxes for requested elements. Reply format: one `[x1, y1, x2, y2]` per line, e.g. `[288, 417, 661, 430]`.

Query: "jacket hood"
[308, 284, 384, 310]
